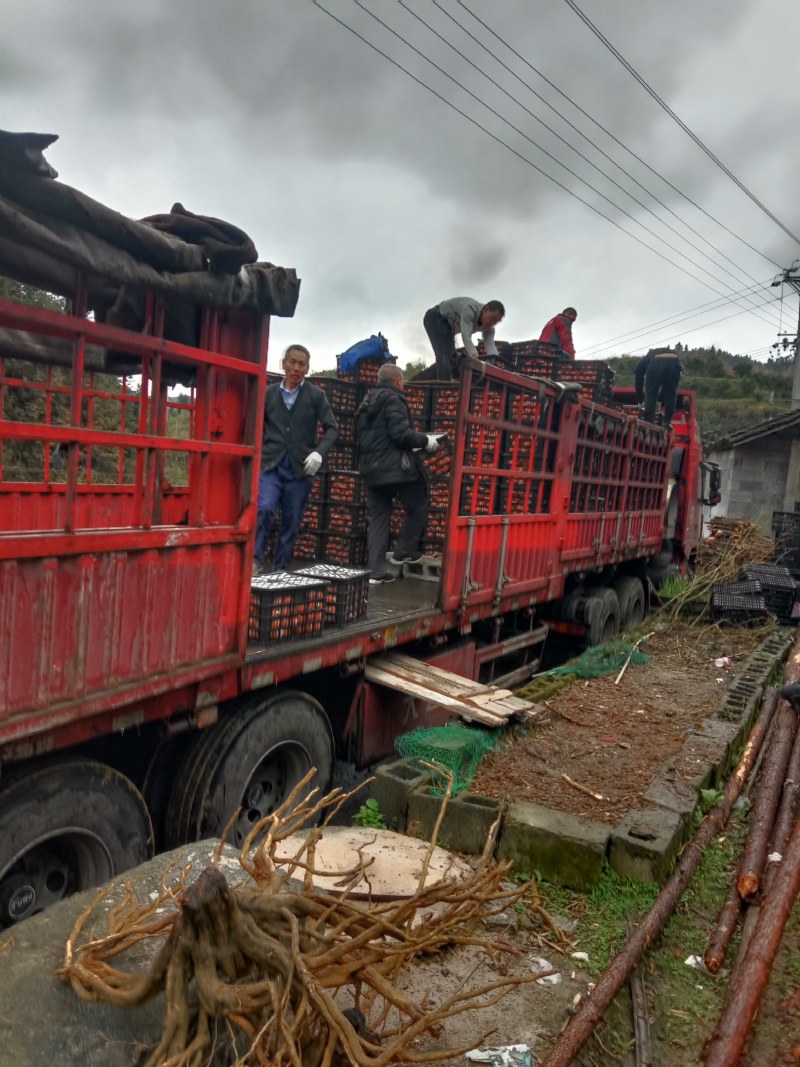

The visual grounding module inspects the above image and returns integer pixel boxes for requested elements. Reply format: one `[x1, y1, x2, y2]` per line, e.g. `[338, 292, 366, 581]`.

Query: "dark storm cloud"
[3, 0, 798, 360]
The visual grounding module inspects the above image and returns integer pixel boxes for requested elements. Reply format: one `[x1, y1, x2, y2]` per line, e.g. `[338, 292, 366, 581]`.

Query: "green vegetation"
[353, 797, 387, 830]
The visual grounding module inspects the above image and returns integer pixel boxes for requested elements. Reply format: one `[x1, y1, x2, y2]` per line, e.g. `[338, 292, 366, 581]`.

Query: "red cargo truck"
[0, 163, 713, 925]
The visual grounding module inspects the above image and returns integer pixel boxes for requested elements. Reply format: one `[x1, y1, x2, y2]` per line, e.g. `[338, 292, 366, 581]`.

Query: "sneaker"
[388, 551, 423, 565]
[369, 573, 396, 585]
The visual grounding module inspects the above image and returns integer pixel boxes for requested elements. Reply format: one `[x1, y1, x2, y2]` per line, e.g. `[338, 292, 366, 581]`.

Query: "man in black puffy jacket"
[356, 363, 439, 584]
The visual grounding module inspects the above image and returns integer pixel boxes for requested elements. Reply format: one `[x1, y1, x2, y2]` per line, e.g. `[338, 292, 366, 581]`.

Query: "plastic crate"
[336, 355, 396, 384]
[321, 532, 368, 566]
[324, 444, 357, 471]
[296, 563, 370, 626]
[326, 471, 365, 506]
[426, 383, 460, 420]
[710, 588, 768, 626]
[326, 502, 367, 536]
[404, 383, 429, 418]
[712, 580, 763, 598]
[294, 531, 322, 561]
[308, 376, 359, 414]
[423, 434, 453, 482]
[248, 573, 329, 644]
[334, 413, 357, 446]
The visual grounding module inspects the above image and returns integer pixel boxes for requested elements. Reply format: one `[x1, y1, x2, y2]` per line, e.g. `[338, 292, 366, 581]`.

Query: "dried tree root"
[59, 771, 542, 1066]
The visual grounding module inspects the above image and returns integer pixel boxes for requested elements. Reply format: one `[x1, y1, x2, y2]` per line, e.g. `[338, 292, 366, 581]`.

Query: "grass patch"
[533, 808, 752, 1064]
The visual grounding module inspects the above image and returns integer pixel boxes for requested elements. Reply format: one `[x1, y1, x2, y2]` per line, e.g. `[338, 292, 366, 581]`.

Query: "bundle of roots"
[58, 772, 541, 1066]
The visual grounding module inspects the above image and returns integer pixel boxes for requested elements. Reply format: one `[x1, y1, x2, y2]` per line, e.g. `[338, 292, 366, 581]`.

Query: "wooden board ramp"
[364, 651, 541, 727]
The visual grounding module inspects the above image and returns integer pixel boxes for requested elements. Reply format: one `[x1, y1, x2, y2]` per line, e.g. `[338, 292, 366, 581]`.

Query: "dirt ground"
[472, 624, 767, 824]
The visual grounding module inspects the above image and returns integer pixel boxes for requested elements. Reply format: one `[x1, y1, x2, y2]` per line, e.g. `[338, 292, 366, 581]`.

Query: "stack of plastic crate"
[740, 563, 799, 622]
[710, 580, 768, 625]
[555, 360, 615, 404]
[772, 511, 800, 575]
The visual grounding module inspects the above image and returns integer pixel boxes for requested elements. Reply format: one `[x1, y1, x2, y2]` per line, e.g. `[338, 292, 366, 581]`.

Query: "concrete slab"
[0, 841, 249, 1067]
[497, 802, 611, 891]
[609, 808, 684, 885]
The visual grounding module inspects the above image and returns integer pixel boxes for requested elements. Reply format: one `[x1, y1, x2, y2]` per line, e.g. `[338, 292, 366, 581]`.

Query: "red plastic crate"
[336, 355, 396, 384]
[321, 532, 368, 566]
[326, 502, 367, 536]
[326, 471, 365, 506]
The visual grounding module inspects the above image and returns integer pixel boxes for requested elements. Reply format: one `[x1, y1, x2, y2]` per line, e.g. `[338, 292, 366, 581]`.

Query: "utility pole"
[773, 261, 800, 410]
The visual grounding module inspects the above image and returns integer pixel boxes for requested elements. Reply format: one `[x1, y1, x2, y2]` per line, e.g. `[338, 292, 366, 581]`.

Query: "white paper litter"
[685, 954, 707, 971]
[768, 851, 782, 863]
[465, 1045, 532, 1067]
[570, 951, 590, 963]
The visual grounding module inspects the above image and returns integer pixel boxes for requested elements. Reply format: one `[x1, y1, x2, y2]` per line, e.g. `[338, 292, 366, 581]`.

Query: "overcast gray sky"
[3, 0, 800, 369]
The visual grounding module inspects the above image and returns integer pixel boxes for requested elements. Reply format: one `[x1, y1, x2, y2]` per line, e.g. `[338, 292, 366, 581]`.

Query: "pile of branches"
[695, 517, 774, 576]
[58, 772, 541, 1067]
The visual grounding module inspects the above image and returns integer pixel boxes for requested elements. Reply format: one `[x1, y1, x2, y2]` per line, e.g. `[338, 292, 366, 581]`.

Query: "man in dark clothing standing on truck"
[357, 363, 440, 583]
[635, 347, 683, 427]
[422, 297, 505, 381]
[539, 307, 577, 358]
[254, 345, 338, 575]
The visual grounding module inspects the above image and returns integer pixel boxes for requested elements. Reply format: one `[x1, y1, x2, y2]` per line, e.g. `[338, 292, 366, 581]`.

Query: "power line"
[336, 1, 782, 330]
[581, 280, 778, 355]
[456, 0, 782, 270]
[563, 0, 800, 247]
[430, 0, 775, 305]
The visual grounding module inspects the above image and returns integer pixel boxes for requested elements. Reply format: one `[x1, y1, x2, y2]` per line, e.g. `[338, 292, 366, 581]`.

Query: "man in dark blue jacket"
[357, 363, 439, 583]
[254, 345, 338, 574]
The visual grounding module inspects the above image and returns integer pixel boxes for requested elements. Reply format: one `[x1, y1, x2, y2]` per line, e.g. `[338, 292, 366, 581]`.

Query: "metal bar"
[540, 686, 780, 1067]
[703, 820, 800, 1067]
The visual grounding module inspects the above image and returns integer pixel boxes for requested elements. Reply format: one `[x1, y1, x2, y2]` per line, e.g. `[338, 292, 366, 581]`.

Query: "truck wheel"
[0, 760, 153, 926]
[164, 691, 334, 849]
[614, 576, 646, 630]
[583, 587, 620, 646]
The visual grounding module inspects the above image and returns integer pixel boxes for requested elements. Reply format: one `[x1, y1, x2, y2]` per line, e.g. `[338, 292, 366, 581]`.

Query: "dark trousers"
[644, 357, 682, 425]
[423, 307, 456, 381]
[255, 455, 313, 570]
[366, 481, 429, 575]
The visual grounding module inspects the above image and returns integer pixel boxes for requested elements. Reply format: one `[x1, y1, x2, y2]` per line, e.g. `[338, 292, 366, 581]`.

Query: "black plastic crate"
[333, 413, 356, 446]
[710, 588, 768, 626]
[296, 563, 370, 626]
[404, 383, 429, 418]
[308, 376, 360, 414]
[426, 383, 461, 420]
[294, 531, 322, 561]
[326, 502, 367, 536]
[321, 532, 368, 566]
[326, 471, 365, 506]
[712, 580, 763, 598]
[336, 355, 396, 384]
[423, 434, 453, 482]
[248, 573, 329, 644]
[324, 444, 357, 471]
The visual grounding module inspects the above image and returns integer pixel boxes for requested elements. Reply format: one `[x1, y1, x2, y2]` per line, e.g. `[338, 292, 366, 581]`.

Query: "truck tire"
[614, 576, 646, 630]
[0, 760, 153, 926]
[164, 691, 334, 850]
[583, 587, 620, 646]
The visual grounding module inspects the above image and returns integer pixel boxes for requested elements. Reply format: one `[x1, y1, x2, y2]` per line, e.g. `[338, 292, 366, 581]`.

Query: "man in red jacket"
[539, 307, 577, 358]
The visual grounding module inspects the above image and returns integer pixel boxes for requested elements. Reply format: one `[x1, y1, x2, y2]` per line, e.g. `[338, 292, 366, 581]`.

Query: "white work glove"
[424, 435, 440, 453]
[303, 451, 322, 476]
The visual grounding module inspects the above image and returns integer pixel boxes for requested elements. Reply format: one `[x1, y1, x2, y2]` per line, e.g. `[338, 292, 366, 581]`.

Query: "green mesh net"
[518, 640, 652, 703]
[396, 723, 501, 797]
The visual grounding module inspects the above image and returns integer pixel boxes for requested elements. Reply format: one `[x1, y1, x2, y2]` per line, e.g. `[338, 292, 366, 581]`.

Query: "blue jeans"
[255, 456, 313, 570]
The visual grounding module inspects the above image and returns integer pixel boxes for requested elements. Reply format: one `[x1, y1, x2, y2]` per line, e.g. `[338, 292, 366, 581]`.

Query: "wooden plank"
[363, 664, 505, 726]
[380, 653, 488, 693]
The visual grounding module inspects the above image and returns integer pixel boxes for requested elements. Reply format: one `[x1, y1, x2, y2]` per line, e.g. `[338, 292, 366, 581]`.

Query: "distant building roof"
[709, 409, 800, 452]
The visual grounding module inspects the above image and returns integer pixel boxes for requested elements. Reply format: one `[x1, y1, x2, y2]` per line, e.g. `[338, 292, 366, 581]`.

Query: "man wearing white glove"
[356, 363, 431, 583]
[254, 345, 338, 575]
